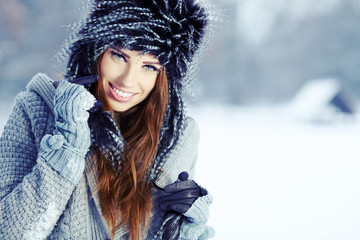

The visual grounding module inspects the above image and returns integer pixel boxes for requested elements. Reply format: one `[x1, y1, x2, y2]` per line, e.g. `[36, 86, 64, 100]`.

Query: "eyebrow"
[111, 47, 162, 66]
[112, 48, 130, 59]
[143, 61, 162, 66]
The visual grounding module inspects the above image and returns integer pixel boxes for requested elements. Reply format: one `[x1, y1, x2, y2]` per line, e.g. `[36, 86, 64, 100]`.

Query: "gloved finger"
[161, 202, 193, 214]
[69, 75, 98, 86]
[159, 189, 201, 202]
[73, 109, 90, 122]
[172, 203, 192, 214]
[164, 180, 199, 193]
[159, 196, 198, 207]
[77, 91, 97, 111]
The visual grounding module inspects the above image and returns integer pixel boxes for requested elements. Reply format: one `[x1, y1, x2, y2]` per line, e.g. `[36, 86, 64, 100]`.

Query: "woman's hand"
[158, 172, 205, 214]
[54, 79, 96, 151]
[155, 172, 214, 239]
[39, 78, 97, 184]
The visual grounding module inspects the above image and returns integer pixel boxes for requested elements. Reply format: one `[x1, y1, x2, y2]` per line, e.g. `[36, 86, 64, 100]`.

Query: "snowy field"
[189, 104, 360, 240]
[1, 102, 360, 239]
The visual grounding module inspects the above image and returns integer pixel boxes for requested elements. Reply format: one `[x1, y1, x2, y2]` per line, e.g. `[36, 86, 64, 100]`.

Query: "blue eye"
[144, 65, 159, 72]
[110, 50, 127, 62]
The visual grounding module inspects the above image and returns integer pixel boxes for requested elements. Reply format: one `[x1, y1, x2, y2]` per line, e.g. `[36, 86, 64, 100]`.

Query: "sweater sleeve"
[154, 117, 200, 188]
[153, 117, 214, 239]
[180, 194, 215, 240]
[0, 93, 79, 239]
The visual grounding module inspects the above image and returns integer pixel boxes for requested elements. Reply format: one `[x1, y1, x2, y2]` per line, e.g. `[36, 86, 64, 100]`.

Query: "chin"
[109, 102, 132, 112]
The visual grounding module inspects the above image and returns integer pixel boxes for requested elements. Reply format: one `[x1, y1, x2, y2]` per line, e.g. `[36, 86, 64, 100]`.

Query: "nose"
[116, 64, 137, 87]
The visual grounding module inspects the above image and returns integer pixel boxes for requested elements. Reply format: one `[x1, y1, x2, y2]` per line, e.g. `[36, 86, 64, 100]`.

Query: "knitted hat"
[64, 0, 208, 84]
[60, 0, 210, 179]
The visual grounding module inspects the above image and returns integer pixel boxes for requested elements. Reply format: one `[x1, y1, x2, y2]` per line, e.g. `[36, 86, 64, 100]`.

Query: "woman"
[0, 0, 214, 239]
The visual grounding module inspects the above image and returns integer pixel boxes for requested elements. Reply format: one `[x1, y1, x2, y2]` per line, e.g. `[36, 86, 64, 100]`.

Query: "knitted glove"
[70, 75, 125, 170]
[158, 172, 205, 214]
[68, 75, 102, 112]
[53, 79, 96, 149]
[39, 79, 96, 184]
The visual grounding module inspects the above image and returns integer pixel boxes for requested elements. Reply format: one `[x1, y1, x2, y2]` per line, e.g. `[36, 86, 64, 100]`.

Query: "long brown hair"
[91, 56, 168, 239]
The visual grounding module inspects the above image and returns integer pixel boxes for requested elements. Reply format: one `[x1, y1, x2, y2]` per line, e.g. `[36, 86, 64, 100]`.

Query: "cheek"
[100, 56, 117, 79]
[143, 78, 157, 94]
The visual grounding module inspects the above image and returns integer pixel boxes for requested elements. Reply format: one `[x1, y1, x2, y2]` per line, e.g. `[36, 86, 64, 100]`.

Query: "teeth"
[112, 85, 134, 98]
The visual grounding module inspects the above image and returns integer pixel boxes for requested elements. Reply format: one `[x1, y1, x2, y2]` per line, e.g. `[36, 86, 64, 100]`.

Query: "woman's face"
[99, 48, 162, 112]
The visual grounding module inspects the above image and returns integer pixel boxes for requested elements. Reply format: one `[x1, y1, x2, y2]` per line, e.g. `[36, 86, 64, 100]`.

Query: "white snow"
[189, 104, 360, 240]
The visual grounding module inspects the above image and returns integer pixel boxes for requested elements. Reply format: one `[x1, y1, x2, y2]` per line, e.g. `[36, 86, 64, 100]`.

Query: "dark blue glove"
[53, 75, 98, 87]
[68, 75, 98, 85]
[158, 172, 205, 214]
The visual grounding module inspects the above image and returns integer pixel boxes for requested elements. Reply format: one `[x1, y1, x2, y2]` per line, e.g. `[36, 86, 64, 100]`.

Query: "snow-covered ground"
[1, 102, 359, 239]
[189, 104, 360, 240]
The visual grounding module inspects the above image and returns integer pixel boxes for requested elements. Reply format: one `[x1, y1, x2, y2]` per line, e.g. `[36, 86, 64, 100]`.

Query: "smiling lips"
[109, 83, 138, 102]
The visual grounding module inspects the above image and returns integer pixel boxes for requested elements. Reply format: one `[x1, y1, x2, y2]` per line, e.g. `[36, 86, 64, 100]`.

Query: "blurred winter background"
[1, 0, 360, 239]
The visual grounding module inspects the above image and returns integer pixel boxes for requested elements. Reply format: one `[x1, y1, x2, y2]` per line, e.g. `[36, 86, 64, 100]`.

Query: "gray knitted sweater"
[0, 73, 213, 239]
